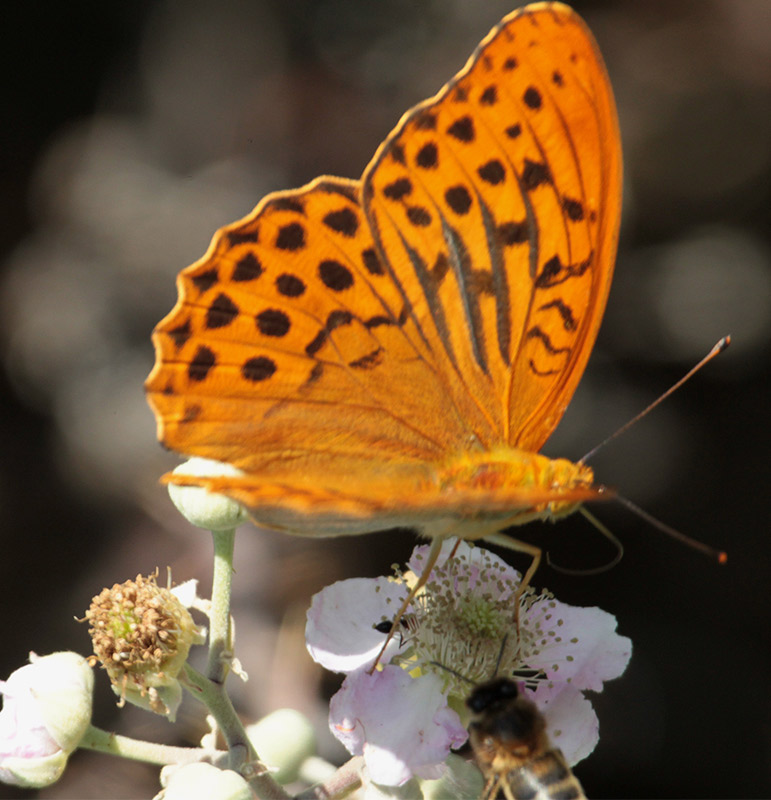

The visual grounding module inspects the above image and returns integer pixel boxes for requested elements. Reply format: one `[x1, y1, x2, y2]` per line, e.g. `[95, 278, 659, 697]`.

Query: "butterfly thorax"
[438, 447, 594, 523]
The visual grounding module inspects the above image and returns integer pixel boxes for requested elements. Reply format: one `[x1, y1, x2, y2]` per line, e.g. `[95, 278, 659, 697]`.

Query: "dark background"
[1, 1, 769, 797]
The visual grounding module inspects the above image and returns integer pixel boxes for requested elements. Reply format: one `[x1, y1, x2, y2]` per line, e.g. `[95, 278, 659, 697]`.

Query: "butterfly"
[145, 2, 622, 633]
[467, 677, 586, 800]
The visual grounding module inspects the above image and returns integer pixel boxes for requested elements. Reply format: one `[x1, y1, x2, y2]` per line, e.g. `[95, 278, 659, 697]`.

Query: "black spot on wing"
[447, 116, 475, 142]
[167, 319, 191, 348]
[323, 207, 359, 237]
[276, 273, 305, 297]
[192, 269, 218, 294]
[227, 229, 259, 246]
[521, 160, 551, 190]
[242, 356, 277, 382]
[206, 294, 239, 329]
[270, 197, 304, 214]
[256, 309, 290, 337]
[232, 252, 263, 282]
[275, 222, 306, 251]
[189, 346, 216, 381]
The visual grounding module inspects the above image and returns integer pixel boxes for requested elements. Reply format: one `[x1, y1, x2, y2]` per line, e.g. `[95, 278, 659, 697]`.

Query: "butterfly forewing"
[363, 3, 621, 452]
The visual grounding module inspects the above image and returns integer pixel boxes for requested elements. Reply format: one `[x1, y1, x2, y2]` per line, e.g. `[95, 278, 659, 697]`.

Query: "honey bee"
[467, 677, 586, 800]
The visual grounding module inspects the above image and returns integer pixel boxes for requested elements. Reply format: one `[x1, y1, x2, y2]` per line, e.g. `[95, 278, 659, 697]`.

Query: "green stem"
[184, 659, 289, 799]
[79, 724, 224, 766]
[207, 528, 236, 683]
[295, 756, 364, 800]
[195, 529, 289, 798]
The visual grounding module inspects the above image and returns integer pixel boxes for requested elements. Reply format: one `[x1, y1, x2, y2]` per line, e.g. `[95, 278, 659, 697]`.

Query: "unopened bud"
[168, 458, 247, 531]
[0, 651, 93, 788]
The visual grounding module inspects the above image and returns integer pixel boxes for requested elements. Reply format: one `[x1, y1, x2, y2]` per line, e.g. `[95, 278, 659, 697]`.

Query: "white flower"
[306, 540, 632, 786]
[330, 665, 467, 785]
[0, 651, 94, 788]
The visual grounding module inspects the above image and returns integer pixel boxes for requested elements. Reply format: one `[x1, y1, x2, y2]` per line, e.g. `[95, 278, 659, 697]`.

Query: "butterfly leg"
[368, 535, 447, 674]
[479, 532, 542, 632]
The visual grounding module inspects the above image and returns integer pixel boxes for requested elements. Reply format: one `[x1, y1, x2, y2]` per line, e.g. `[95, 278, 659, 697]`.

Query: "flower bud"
[85, 574, 203, 720]
[156, 762, 252, 800]
[167, 458, 247, 531]
[0, 651, 93, 788]
[246, 708, 315, 784]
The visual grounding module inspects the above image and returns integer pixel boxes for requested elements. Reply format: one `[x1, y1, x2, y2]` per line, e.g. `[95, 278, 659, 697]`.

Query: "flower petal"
[0, 652, 93, 787]
[306, 577, 406, 672]
[531, 681, 598, 765]
[526, 600, 632, 690]
[329, 666, 467, 786]
[407, 539, 519, 582]
[170, 579, 199, 608]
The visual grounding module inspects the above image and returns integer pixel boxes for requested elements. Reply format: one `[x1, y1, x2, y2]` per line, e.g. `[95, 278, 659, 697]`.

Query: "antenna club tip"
[718, 551, 728, 565]
[717, 335, 731, 351]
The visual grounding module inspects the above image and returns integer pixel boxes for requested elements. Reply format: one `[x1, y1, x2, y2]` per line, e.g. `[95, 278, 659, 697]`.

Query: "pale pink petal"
[0, 653, 93, 787]
[306, 577, 405, 673]
[526, 599, 632, 690]
[329, 665, 467, 786]
[0, 681, 58, 760]
[531, 682, 598, 765]
[406, 540, 456, 577]
[406, 540, 523, 610]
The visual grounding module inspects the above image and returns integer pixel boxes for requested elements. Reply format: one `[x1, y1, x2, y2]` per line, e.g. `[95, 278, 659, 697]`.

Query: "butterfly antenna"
[615, 494, 728, 563]
[546, 506, 624, 575]
[580, 336, 730, 464]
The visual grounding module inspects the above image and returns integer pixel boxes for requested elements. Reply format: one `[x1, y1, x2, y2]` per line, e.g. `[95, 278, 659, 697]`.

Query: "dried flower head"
[85, 573, 202, 719]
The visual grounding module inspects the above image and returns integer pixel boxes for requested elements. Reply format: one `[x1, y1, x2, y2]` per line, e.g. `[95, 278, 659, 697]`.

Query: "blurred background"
[1, 0, 769, 797]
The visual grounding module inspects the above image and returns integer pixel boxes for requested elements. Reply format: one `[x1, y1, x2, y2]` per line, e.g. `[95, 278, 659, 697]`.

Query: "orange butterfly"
[146, 2, 621, 624]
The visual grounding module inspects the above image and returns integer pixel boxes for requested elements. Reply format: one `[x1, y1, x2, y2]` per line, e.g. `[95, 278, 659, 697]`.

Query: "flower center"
[394, 545, 548, 695]
[452, 593, 507, 640]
